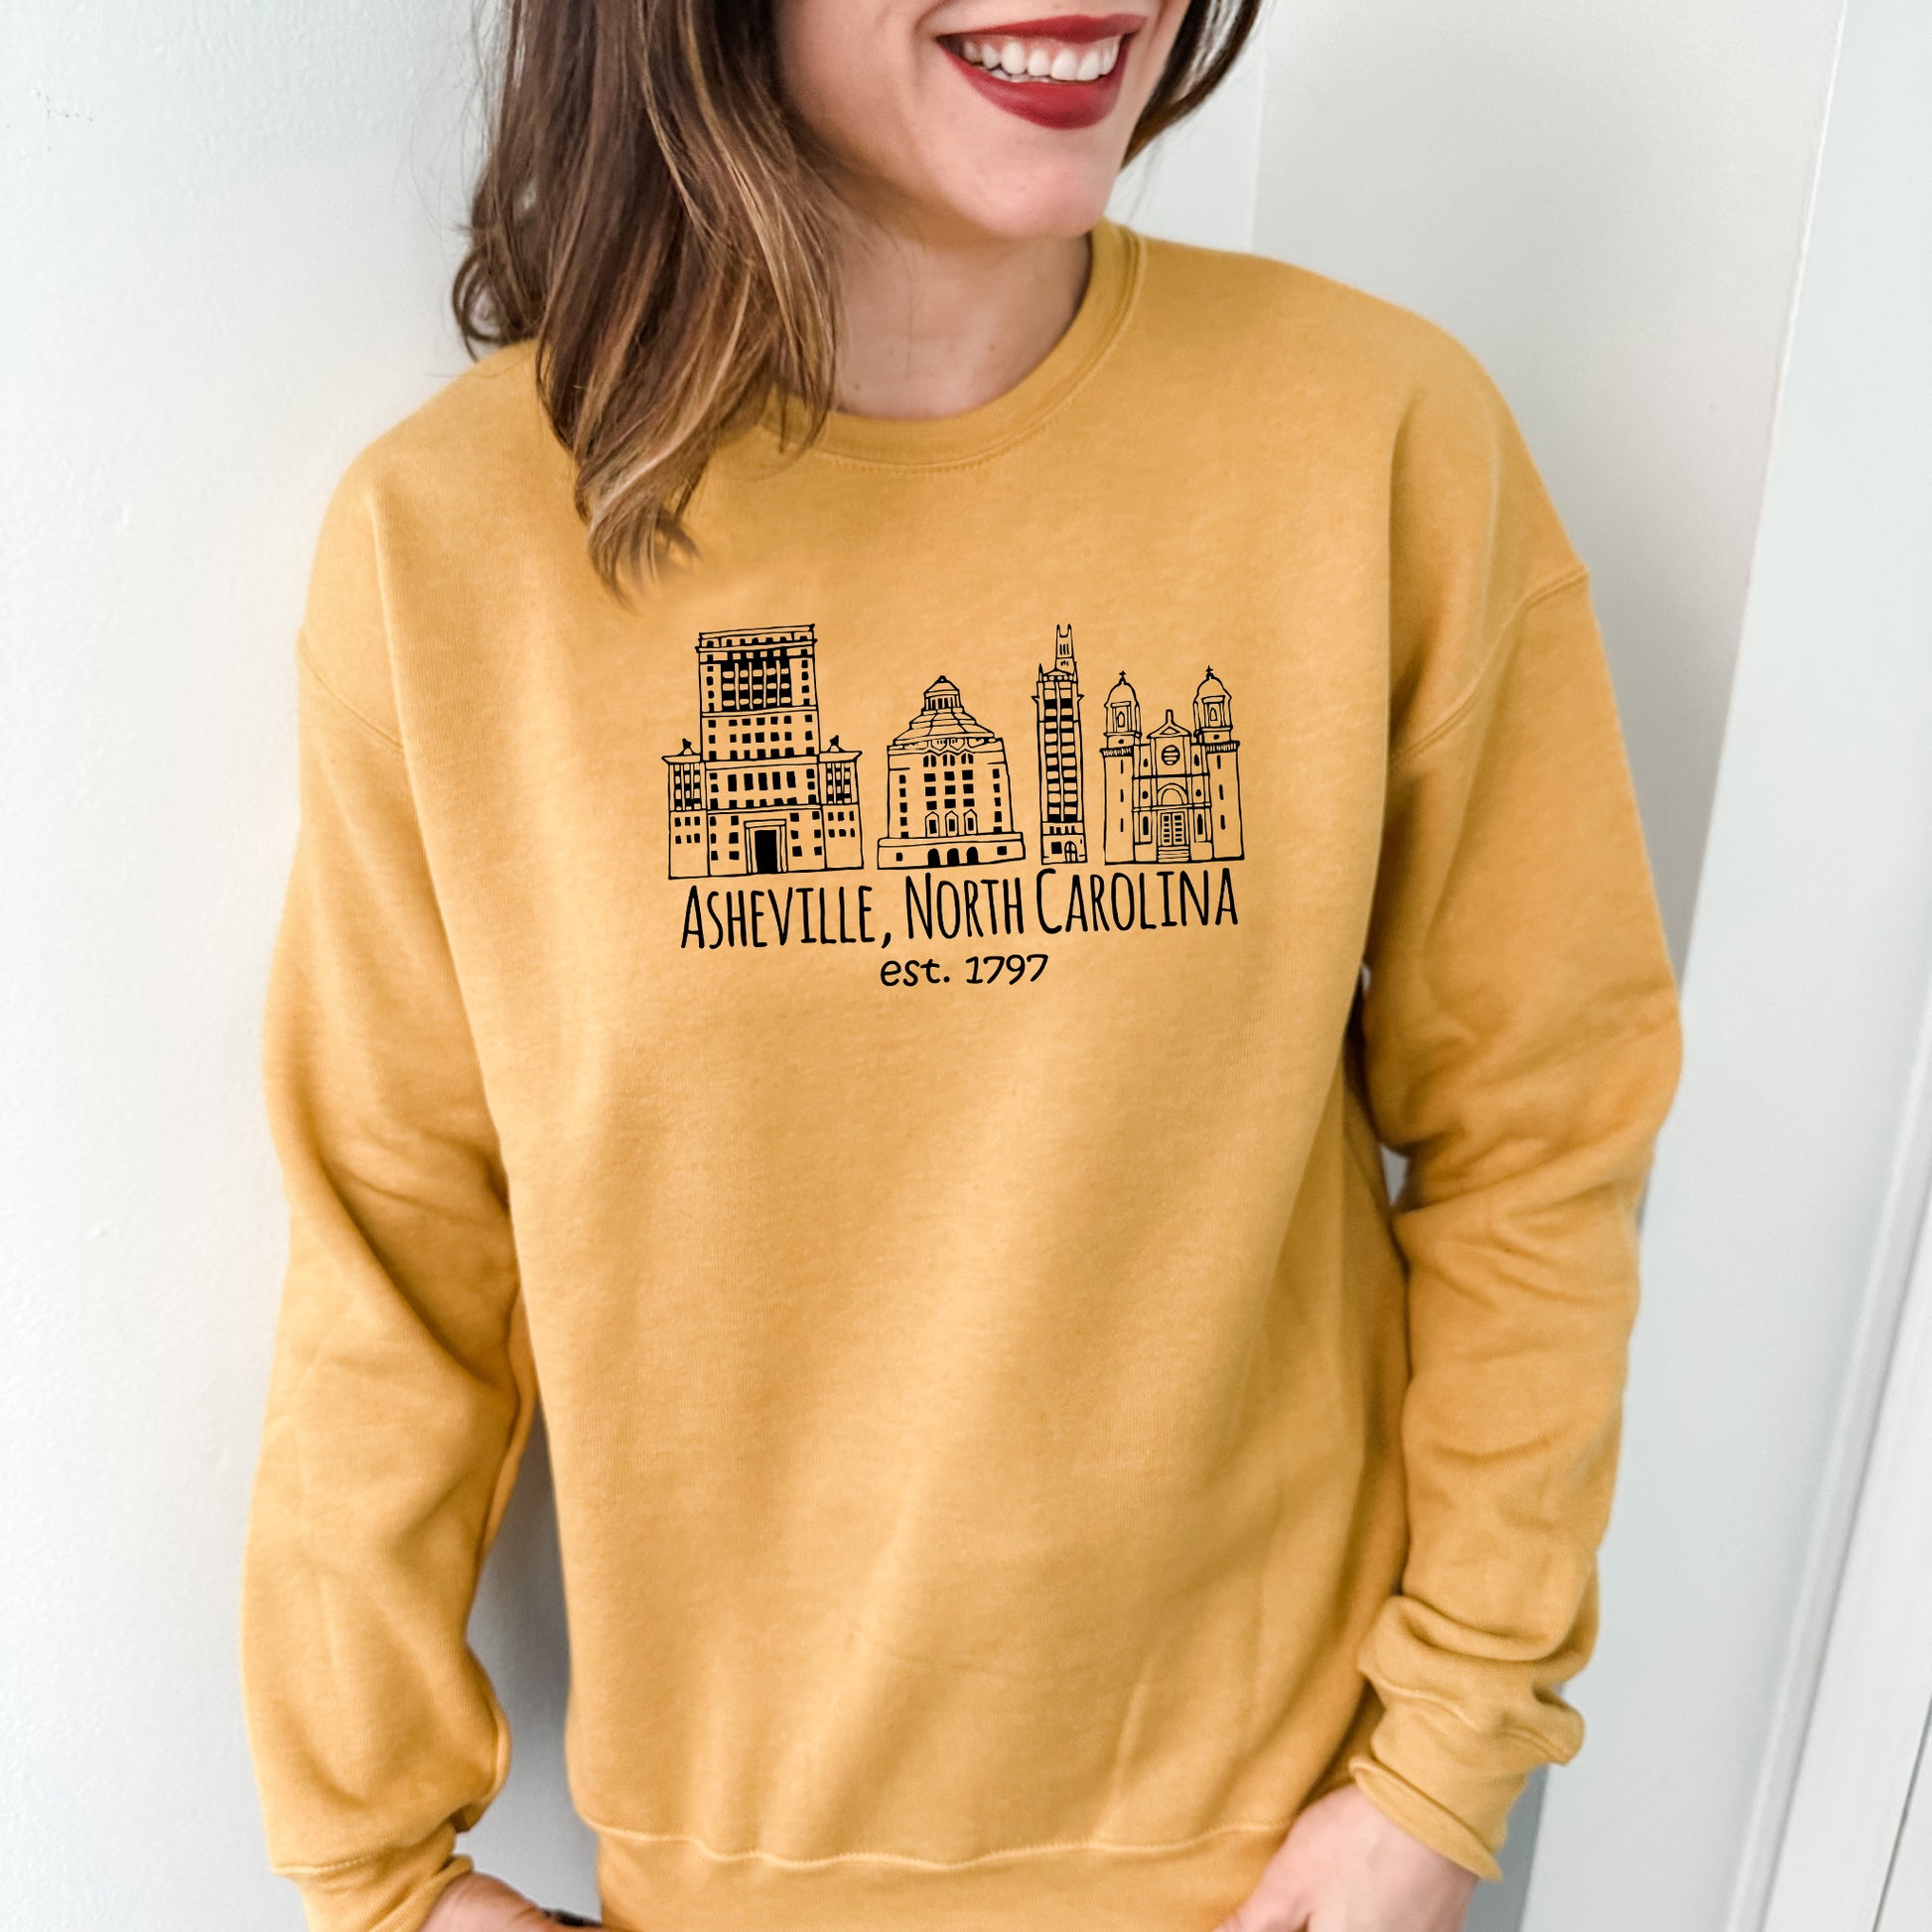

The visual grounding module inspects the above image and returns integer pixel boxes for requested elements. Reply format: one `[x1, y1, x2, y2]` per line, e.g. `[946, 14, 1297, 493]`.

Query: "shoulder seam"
[1387, 565, 1590, 772]
[296, 634, 405, 752]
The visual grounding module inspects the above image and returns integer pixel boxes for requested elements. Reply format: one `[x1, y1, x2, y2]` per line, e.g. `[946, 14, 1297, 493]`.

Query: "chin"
[951, 179, 1119, 240]
[921, 140, 1126, 240]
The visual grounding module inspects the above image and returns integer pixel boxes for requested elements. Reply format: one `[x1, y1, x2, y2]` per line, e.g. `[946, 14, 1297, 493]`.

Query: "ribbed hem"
[285, 1830, 472, 1932]
[595, 1823, 1285, 1932]
[1350, 1700, 1541, 1881]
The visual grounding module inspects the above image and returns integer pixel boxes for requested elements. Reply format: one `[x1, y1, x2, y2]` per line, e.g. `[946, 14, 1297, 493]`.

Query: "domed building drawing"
[877, 676, 1027, 870]
[1098, 667, 1244, 865]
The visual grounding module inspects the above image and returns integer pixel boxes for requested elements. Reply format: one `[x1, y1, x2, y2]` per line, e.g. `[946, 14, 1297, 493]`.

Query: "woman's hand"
[1214, 1785, 1478, 1932]
[423, 1871, 602, 1930]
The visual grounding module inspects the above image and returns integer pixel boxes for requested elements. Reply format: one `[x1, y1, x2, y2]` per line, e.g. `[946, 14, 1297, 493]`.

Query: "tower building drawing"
[877, 676, 1027, 870]
[1099, 667, 1245, 865]
[662, 623, 862, 878]
[1033, 623, 1087, 864]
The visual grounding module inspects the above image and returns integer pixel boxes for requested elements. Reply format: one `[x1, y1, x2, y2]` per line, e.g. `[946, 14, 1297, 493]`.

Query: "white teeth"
[957, 31, 1126, 83]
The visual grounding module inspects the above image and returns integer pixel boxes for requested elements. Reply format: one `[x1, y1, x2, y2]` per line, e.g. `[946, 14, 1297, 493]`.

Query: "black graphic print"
[663, 624, 863, 878]
[1034, 624, 1088, 864]
[877, 677, 1027, 871]
[1098, 668, 1244, 865]
[670, 629, 1244, 954]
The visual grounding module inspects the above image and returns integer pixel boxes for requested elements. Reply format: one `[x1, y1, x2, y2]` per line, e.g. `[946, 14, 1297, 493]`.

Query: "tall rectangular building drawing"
[663, 623, 862, 878]
[1033, 622, 1087, 864]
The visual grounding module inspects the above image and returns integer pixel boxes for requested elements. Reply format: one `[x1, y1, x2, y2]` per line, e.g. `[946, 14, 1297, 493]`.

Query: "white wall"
[0, 3, 1870, 1927]
[1526, 0, 1932, 1923]
[0, 3, 483, 1922]
[1251, 0, 1848, 956]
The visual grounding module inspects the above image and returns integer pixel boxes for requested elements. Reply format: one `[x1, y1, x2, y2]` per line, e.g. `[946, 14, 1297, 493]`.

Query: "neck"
[827, 207, 1091, 422]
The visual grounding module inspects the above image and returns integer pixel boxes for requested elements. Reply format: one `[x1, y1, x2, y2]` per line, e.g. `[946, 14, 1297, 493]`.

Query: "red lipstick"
[940, 13, 1145, 132]
[959, 13, 1144, 38]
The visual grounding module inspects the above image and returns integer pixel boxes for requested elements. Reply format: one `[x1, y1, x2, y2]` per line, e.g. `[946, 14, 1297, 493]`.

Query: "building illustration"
[877, 676, 1027, 870]
[1033, 623, 1087, 863]
[662, 623, 863, 877]
[1098, 667, 1244, 865]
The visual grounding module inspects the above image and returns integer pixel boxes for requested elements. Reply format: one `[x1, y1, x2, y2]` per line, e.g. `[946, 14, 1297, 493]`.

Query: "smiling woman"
[452, 0, 1253, 584]
[237, 4, 1680, 1932]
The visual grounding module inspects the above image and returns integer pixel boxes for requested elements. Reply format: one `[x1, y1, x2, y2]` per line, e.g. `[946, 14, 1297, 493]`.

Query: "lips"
[938, 12, 1144, 132]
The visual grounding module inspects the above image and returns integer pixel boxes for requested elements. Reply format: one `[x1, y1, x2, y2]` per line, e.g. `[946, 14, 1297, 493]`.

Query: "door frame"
[747, 819, 787, 875]
[1750, 986, 1932, 1930]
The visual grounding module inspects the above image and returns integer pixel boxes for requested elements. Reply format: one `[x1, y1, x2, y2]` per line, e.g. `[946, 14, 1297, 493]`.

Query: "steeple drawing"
[1033, 622, 1087, 864]
[877, 676, 1026, 870]
[1098, 666, 1244, 865]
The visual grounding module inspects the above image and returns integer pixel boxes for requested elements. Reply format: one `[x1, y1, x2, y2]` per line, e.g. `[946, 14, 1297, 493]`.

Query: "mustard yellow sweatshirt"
[241, 221, 1681, 1932]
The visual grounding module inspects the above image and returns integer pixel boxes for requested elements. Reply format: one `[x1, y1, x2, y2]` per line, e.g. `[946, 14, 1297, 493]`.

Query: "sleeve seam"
[275, 1841, 451, 1879]
[297, 634, 406, 753]
[1387, 564, 1590, 774]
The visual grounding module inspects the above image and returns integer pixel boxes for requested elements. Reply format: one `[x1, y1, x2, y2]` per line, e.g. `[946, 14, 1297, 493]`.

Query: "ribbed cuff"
[287, 1828, 473, 1932]
[1349, 1699, 1541, 1882]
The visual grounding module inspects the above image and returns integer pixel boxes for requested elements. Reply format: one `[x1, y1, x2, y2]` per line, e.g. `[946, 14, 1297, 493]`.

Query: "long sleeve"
[241, 472, 535, 1932]
[1347, 558, 1682, 1876]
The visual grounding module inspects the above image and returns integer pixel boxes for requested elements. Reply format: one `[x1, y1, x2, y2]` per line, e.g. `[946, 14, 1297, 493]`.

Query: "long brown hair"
[454, 1, 1264, 590]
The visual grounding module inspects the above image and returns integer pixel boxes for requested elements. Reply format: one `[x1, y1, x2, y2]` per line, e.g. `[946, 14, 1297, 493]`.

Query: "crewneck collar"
[757, 219, 1142, 472]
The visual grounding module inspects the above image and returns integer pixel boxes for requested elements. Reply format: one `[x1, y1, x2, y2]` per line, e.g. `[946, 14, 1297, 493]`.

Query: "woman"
[240, 4, 1681, 1930]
